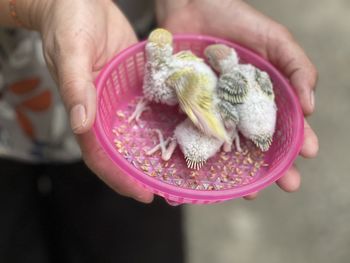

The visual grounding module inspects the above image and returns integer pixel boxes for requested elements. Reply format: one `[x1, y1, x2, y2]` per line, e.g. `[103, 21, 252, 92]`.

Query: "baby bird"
[129, 28, 228, 142]
[174, 119, 221, 169]
[146, 118, 239, 170]
[204, 44, 277, 152]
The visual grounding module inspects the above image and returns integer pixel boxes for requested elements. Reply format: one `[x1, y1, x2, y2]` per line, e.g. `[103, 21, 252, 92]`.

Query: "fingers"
[275, 119, 318, 192]
[244, 192, 259, 200]
[223, 1, 318, 116]
[244, 165, 301, 200]
[77, 131, 154, 203]
[276, 165, 301, 192]
[51, 36, 97, 135]
[266, 25, 318, 116]
[300, 119, 319, 158]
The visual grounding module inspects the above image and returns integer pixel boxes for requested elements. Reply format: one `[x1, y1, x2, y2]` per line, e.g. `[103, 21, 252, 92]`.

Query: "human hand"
[19, 0, 153, 203]
[156, 0, 319, 198]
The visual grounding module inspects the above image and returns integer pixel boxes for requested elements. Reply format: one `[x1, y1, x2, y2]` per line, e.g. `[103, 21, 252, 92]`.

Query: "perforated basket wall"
[94, 35, 304, 205]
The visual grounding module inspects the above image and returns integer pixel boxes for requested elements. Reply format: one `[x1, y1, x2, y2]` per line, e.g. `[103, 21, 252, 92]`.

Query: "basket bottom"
[111, 98, 269, 192]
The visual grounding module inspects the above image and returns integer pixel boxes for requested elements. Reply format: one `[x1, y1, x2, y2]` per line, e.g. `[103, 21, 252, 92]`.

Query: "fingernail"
[70, 104, 87, 133]
[310, 90, 315, 109]
[135, 193, 153, 203]
[303, 136, 313, 150]
[302, 135, 318, 158]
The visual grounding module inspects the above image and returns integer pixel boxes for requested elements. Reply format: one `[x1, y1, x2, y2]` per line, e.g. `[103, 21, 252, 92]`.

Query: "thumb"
[266, 26, 318, 116]
[55, 42, 96, 134]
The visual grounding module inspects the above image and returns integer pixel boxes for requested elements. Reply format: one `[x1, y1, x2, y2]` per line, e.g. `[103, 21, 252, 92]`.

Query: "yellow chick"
[129, 28, 228, 142]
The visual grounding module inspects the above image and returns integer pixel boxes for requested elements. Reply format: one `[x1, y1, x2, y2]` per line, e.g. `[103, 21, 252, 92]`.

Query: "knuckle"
[270, 23, 294, 44]
[53, 29, 91, 59]
[310, 64, 318, 86]
[59, 78, 87, 107]
[276, 24, 293, 40]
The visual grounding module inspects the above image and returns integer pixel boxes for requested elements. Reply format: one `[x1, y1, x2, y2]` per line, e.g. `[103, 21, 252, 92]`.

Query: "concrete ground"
[185, 1, 350, 262]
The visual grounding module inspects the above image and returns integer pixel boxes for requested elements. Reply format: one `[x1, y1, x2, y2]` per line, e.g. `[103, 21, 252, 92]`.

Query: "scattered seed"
[141, 165, 149, 172]
[149, 171, 157, 177]
[190, 171, 198, 178]
[116, 111, 126, 119]
[235, 168, 243, 175]
[156, 166, 162, 174]
[162, 174, 169, 181]
[209, 173, 216, 180]
[220, 155, 229, 161]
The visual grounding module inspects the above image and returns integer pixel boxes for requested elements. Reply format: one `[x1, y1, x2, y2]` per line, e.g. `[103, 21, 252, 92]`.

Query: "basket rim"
[94, 34, 304, 201]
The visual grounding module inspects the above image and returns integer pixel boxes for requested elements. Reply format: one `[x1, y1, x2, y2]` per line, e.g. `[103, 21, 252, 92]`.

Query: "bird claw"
[146, 129, 177, 161]
[146, 137, 171, 156]
[223, 142, 232, 153]
[135, 106, 151, 123]
[128, 98, 149, 123]
[235, 138, 242, 152]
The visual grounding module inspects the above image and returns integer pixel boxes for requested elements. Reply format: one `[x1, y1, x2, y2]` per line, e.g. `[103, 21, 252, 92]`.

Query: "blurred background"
[1, 0, 349, 263]
[185, 0, 350, 262]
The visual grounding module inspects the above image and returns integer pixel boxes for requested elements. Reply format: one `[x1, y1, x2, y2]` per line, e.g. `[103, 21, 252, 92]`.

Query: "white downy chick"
[129, 28, 228, 142]
[205, 44, 277, 152]
[146, 117, 240, 170]
[146, 120, 222, 170]
[174, 118, 224, 169]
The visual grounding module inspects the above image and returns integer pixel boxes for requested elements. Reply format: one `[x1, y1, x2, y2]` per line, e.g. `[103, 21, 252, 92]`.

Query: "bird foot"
[146, 129, 177, 161]
[223, 127, 242, 152]
[223, 141, 232, 153]
[234, 134, 242, 152]
[128, 98, 150, 123]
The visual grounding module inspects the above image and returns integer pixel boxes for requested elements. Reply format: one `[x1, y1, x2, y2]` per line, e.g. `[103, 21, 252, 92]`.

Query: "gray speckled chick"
[205, 44, 277, 152]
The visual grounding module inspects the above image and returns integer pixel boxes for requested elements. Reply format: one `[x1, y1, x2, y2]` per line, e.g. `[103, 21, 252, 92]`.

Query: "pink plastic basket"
[94, 35, 304, 205]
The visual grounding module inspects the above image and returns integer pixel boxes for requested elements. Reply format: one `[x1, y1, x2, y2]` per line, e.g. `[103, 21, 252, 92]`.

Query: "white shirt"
[0, 0, 154, 162]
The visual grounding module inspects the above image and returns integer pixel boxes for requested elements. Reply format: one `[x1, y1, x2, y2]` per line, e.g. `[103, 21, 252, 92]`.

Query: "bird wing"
[217, 72, 249, 104]
[218, 100, 239, 124]
[166, 67, 228, 141]
[255, 68, 274, 99]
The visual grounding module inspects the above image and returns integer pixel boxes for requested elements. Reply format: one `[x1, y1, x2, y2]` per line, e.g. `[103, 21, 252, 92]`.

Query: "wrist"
[155, 0, 190, 24]
[13, 0, 52, 30]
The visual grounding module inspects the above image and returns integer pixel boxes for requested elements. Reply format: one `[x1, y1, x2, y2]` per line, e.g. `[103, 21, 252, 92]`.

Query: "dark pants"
[0, 159, 184, 263]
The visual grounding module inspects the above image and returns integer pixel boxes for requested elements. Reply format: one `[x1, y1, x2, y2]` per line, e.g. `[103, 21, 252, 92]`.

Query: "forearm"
[155, 0, 246, 32]
[155, 0, 190, 23]
[0, 0, 47, 30]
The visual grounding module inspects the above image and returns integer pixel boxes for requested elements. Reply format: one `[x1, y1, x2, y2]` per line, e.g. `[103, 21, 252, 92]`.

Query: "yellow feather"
[148, 28, 173, 47]
[166, 68, 228, 141]
[174, 51, 203, 62]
